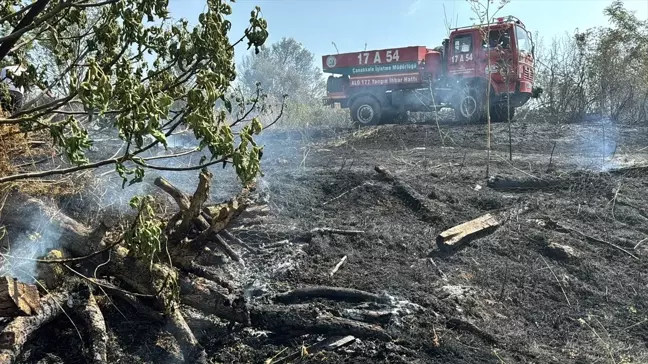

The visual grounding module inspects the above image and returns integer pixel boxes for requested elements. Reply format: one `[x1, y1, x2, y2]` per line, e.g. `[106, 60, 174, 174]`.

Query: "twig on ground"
[14, 158, 49, 169]
[547, 141, 557, 171]
[574, 228, 638, 260]
[322, 182, 373, 206]
[0, 237, 122, 264]
[540, 255, 570, 306]
[544, 218, 639, 260]
[634, 238, 648, 250]
[310, 227, 365, 235]
[428, 258, 448, 281]
[220, 230, 259, 254]
[608, 183, 621, 221]
[329, 255, 347, 277]
[262, 240, 290, 250]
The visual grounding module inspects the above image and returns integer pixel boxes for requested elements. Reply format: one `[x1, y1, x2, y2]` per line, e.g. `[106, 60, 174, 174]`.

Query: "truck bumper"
[323, 92, 347, 107]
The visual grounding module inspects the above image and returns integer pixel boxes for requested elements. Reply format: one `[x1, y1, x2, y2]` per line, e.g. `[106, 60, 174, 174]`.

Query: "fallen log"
[486, 175, 554, 191]
[436, 213, 500, 251]
[374, 165, 441, 222]
[78, 289, 108, 364]
[606, 165, 648, 176]
[0, 277, 40, 317]
[0, 291, 81, 364]
[274, 286, 390, 305]
[340, 308, 392, 325]
[180, 280, 393, 340]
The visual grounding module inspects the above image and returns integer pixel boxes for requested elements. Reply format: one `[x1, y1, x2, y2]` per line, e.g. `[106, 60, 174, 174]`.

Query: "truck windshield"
[515, 26, 531, 53]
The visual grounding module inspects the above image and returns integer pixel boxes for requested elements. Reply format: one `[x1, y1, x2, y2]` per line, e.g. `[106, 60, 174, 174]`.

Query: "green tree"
[239, 37, 325, 102]
[238, 37, 350, 127]
[533, 0, 647, 123]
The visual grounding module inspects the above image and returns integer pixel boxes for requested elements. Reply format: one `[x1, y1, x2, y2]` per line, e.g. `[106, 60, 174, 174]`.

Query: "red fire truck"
[322, 16, 536, 125]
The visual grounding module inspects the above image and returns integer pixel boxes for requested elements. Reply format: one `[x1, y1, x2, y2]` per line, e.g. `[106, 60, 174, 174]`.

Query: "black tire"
[380, 110, 397, 124]
[454, 88, 486, 124]
[490, 104, 515, 123]
[350, 96, 382, 126]
[380, 110, 409, 124]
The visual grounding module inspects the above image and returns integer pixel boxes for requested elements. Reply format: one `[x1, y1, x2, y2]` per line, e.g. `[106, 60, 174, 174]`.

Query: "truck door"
[447, 32, 476, 77]
[481, 27, 514, 90]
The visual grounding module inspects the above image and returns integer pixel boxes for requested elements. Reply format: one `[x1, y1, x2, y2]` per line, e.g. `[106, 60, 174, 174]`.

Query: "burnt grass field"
[19, 117, 648, 363]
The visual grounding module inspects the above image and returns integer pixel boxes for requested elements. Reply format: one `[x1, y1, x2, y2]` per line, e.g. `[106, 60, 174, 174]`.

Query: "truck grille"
[523, 66, 533, 81]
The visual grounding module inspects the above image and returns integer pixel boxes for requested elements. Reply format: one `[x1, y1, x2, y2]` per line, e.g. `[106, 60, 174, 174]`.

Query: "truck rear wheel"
[455, 88, 485, 124]
[351, 96, 382, 126]
[490, 104, 515, 123]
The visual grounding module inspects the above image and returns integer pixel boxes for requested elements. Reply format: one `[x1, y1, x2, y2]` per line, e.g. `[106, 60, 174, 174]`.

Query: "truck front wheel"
[455, 88, 485, 124]
[351, 96, 382, 126]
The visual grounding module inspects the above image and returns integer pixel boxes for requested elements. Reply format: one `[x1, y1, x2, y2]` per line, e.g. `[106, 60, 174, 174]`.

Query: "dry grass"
[0, 119, 30, 178]
[0, 116, 85, 199]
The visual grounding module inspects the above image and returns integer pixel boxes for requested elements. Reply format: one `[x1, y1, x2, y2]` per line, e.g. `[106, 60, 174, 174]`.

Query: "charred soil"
[8, 120, 648, 363]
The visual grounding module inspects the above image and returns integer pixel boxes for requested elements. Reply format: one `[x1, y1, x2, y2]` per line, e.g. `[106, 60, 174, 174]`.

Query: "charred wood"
[78, 289, 108, 364]
[0, 277, 40, 317]
[274, 286, 390, 305]
[436, 213, 500, 251]
[374, 165, 442, 222]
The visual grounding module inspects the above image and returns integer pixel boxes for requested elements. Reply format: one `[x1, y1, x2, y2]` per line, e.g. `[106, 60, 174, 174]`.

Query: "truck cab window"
[453, 35, 472, 53]
[483, 29, 511, 49]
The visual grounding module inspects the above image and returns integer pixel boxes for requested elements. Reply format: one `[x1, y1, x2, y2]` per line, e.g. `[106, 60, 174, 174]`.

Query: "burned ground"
[10, 119, 648, 363]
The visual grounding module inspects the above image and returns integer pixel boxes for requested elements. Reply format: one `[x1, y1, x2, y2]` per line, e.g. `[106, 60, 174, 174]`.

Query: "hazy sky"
[168, 0, 648, 65]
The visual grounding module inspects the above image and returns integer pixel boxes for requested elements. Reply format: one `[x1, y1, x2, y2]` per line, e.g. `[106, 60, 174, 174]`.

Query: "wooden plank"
[0, 277, 40, 317]
[436, 214, 500, 250]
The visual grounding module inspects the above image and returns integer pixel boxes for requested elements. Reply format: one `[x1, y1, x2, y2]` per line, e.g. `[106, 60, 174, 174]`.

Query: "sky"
[167, 0, 648, 67]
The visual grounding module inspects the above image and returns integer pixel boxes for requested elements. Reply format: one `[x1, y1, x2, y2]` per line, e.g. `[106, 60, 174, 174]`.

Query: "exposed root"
[249, 305, 392, 341]
[447, 317, 499, 345]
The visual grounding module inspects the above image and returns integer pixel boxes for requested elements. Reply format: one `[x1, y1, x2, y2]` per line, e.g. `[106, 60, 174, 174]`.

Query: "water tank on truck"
[423, 51, 442, 80]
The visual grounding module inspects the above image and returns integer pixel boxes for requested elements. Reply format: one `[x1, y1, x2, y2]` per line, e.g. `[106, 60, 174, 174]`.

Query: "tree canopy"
[0, 0, 272, 187]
